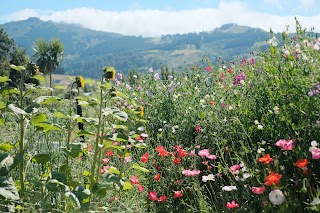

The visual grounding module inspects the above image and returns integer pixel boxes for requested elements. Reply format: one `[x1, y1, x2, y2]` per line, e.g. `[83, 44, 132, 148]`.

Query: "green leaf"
[0, 118, 4, 126]
[133, 142, 147, 148]
[112, 110, 128, 122]
[108, 167, 120, 175]
[112, 124, 128, 131]
[30, 113, 47, 124]
[73, 186, 91, 209]
[51, 171, 67, 184]
[131, 163, 150, 173]
[0, 101, 5, 109]
[54, 112, 67, 118]
[82, 170, 91, 177]
[34, 96, 62, 104]
[65, 191, 81, 209]
[77, 130, 94, 136]
[0, 177, 20, 200]
[32, 74, 45, 82]
[0, 143, 14, 152]
[63, 143, 84, 158]
[0, 86, 19, 95]
[46, 179, 68, 192]
[104, 174, 121, 186]
[0, 76, 9, 83]
[32, 122, 61, 132]
[10, 64, 25, 71]
[0, 153, 14, 176]
[8, 104, 28, 115]
[32, 153, 50, 164]
[122, 181, 132, 190]
[112, 91, 127, 99]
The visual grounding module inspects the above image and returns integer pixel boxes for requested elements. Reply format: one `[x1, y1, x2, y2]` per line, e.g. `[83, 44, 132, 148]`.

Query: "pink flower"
[157, 195, 167, 202]
[226, 200, 239, 209]
[195, 125, 201, 133]
[148, 191, 157, 201]
[182, 169, 201, 176]
[103, 158, 110, 164]
[311, 148, 320, 159]
[275, 139, 295, 150]
[229, 164, 241, 174]
[198, 149, 210, 157]
[137, 185, 144, 192]
[129, 176, 140, 185]
[251, 186, 266, 194]
[124, 156, 132, 163]
[189, 149, 195, 156]
[206, 154, 217, 160]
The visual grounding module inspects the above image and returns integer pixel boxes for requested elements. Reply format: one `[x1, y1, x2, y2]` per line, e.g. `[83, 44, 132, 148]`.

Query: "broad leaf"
[32, 153, 50, 164]
[10, 64, 25, 71]
[32, 74, 45, 82]
[0, 143, 14, 152]
[65, 191, 81, 209]
[34, 96, 61, 104]
[54, 112, 67, 118]
[32, 122, 61, 132]
[0, 177, 19, 200]
[0, 153, 14, 176]
[131, 163, 150, 173]
[77, 130, 94, 136]
[108, 167, 120, 175]
[0, 76, 9, 83]
[112, 110, 128, 122]
[63, 143, 84, 158]
[30, 113, 46, 124]
[8, 104, 27, 115]
[0, 101, 5, 109]
[54, 85, 66, 90]
[122, 181, 132, 190]
[0, 87, 19, 95]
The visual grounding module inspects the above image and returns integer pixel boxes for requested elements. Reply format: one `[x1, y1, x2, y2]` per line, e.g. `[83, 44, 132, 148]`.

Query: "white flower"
[257, 148, 265, 154]
[310, 197, 320, 205]
[133, 75, 137, 78]
[240, 80, 245, 85]
[137, 127, 145, 131]
[158, 128, 163, 132]
[202, 174, 215, 182]
[241, 173, 251, 181]
[222, 186, 237, 191]
[228, 106, 233, 110]
[273, 106, 280, 114]
[257, 124, 264, 130]
[268, 36, 278, 46]
[254, 120, 260, 125]
[269, 189, 285, 205]
[311, 140, 318, 147]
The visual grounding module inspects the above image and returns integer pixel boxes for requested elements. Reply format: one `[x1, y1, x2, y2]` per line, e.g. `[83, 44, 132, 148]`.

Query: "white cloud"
[299, 0, 315, 8]
[5, 1, 320, 37]
[263, 0, 282, 8]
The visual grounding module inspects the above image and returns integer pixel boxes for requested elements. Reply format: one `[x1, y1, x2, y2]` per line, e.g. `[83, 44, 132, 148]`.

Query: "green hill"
[1, 17, 269, 78]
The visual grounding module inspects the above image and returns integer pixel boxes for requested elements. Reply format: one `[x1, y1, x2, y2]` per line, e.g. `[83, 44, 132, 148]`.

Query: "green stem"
[89, 77, 105, 193]
[19, 82, 25, 199]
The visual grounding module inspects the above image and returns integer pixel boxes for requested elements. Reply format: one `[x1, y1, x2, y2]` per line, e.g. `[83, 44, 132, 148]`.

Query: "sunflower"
[103, 66, 116, 80]
[76, 76, 85, 88]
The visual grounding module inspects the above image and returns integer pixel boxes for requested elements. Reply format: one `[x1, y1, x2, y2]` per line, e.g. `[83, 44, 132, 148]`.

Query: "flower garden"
[0, 20, 320, 212]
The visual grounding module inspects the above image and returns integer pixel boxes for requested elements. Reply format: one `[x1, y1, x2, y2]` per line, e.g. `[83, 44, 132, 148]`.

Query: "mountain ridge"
[1, 17, 269, 78]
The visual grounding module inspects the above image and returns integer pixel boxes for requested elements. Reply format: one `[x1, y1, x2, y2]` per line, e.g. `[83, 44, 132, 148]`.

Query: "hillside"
[1, 18, 269, 78]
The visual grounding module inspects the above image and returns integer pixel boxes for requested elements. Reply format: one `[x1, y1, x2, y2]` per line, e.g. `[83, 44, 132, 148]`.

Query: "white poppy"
[202, 174, 215, 182]
[222, 186, 237, 191]
[269, 189, 285, 205]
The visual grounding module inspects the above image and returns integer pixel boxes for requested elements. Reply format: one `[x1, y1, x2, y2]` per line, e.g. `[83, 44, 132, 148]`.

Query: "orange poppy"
[258, 154, 274, 165]
[265, 173, 282, 186]
[295, 158, 308, 168]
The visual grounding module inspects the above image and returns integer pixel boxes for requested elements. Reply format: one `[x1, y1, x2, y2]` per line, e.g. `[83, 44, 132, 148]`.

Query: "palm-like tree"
[33, 38, 64, 91]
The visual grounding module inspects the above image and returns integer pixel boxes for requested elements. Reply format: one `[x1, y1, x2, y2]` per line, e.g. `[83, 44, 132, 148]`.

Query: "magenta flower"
[251, 186, 266, 194]
[311, 148, 320, 159]
[206, 154, 217, 160]
[275, 139, 295, 150]
[198, 149, 210, 157]
[226, 200, 239, 209]
[103, 158, 110, 164]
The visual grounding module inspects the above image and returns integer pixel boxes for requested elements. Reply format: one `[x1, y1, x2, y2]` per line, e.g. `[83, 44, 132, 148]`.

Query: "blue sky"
[0, 0, 319, 36]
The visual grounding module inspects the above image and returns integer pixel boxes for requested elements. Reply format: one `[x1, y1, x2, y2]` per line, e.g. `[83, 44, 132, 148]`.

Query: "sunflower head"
[76, 76, 85, 88]
[103, 66, 116, 80]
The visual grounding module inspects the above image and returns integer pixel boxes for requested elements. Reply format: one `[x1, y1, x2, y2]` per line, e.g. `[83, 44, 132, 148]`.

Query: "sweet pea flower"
[251, 186, 266, 194]
[173, 190, 183, 198]
[206, 154, 217, 160]
[148, 191, 157, 201]
[157, 195, 167, 202]
[229, 164, 241, 174]
[222, 186, 237, 191]
[202, 174, 215, 182]
[226, 200, 239, 209]
[137, 185, 144, 192]
[129, 176, 140, 185]
[198, 149, 210, 157]
[311, 148, 320, 159]
[275, 139, 295, 150]
[182, 169, 201, 176]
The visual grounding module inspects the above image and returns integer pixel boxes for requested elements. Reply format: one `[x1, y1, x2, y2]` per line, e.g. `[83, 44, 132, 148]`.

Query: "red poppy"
[195, 126, 201, 133]
[158, 195, 167, 202]
[155, 146, 168, 157]
[295, 158, 308, 168]
[177, 149, 188, 158]
[154, 173, 161, 181]
[105, 150, 114, 156]
[265, 173, 282, 186]
[173, 190, 183, 198]
[140, 153, 149, 163]
[172, 158, 181, 164]
[137, 185, 144, 192]
[258, 154, 274, 165]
